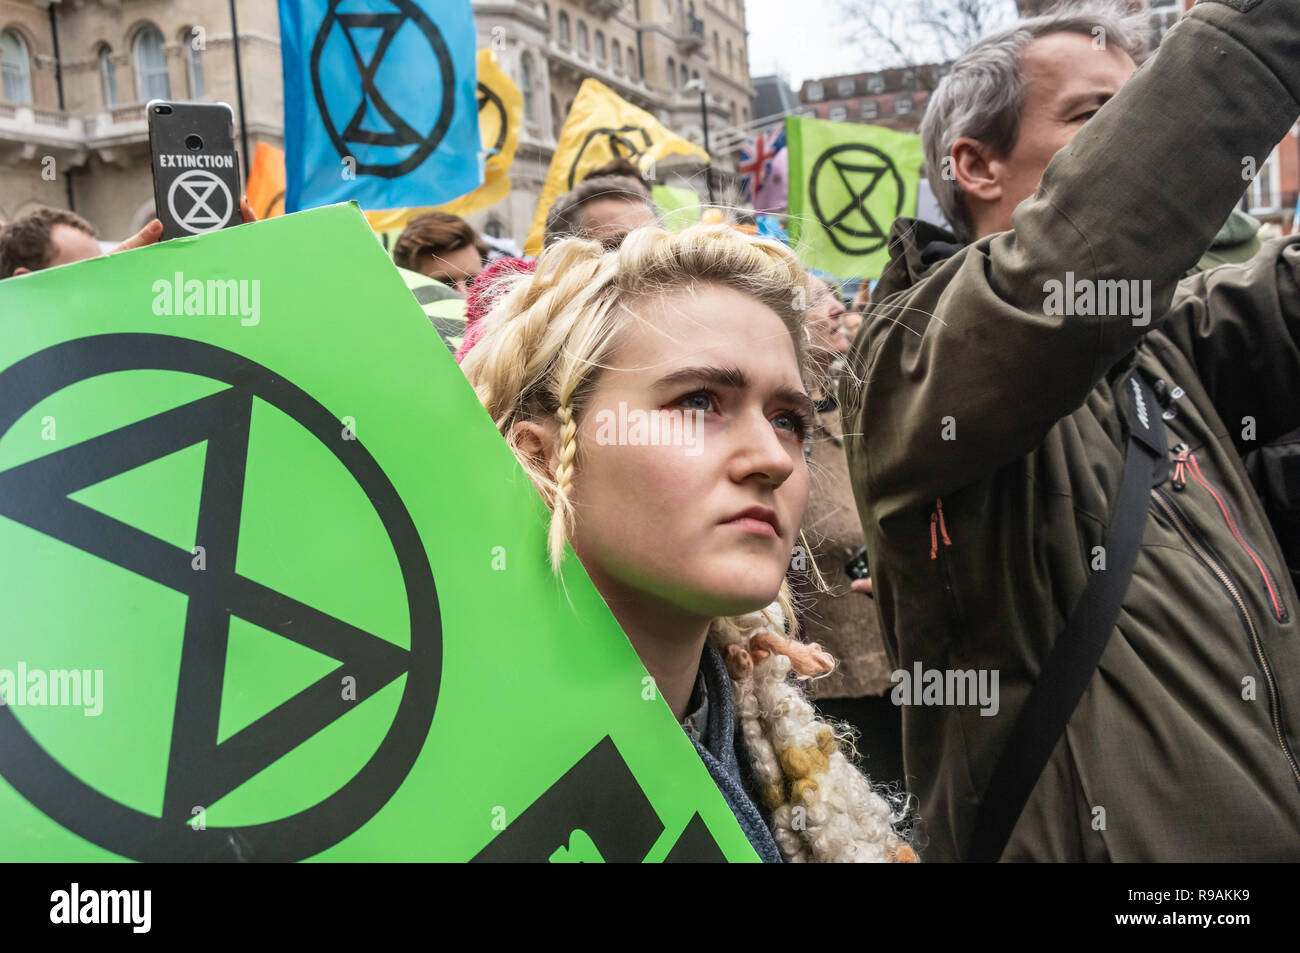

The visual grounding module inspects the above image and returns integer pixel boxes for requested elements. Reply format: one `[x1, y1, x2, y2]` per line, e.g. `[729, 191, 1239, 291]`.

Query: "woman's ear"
[510, 418, 559, 485]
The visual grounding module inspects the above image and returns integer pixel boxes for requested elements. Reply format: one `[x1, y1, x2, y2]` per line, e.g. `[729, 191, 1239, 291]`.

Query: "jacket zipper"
[1171, 443, 1189, 491]
[1184, 451, 1288, 622]
[929, 497, 952, 560]
[1152, 487, 1300, 792]
[928, 497, 962, 628]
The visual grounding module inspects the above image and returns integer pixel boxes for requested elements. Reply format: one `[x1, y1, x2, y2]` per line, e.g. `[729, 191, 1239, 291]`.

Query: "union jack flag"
[738, 127, 786, 205]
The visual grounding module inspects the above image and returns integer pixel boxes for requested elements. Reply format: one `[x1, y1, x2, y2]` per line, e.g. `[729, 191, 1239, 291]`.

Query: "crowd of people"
[4, 0, 1300, 863]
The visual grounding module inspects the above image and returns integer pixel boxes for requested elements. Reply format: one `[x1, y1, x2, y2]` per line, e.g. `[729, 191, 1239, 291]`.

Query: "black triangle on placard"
[0, 384, 413, 825]
[663, 811, 728, 863]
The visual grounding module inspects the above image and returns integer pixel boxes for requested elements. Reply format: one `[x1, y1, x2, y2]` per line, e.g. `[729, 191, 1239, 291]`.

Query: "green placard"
[786, 115, 924, 280]
[0, 203, 757, 863]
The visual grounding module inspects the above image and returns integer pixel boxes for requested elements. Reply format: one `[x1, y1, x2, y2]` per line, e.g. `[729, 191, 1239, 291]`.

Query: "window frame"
[520, 54, 534, 121]
[183, 28, 204, 99]
[1, 28, 33, 105]
[133, 24, 171, 102]
[98, 44, 118, 106]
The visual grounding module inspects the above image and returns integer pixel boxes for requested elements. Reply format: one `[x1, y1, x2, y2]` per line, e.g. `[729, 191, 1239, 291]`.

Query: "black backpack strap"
[966, 371, 1167, 862]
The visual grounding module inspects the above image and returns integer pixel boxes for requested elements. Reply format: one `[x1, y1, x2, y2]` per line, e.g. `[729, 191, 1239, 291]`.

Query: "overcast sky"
[745, 0, 874, 89]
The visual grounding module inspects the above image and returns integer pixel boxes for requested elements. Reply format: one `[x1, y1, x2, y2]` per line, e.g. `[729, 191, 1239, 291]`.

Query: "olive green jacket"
[841, 0, 1300, 861]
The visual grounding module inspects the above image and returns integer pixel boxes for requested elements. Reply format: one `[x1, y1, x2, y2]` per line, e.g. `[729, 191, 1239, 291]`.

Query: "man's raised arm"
[845, 0, 1300, 516]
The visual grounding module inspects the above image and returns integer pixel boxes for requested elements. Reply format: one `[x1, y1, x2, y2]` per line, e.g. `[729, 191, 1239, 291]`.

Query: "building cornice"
[703, 1, 746, 33]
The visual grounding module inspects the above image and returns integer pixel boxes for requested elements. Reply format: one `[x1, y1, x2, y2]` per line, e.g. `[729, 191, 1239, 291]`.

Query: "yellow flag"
[444, 48, 522, 216]
[366, 48, 522, 245]
[524, 78, 709, 255]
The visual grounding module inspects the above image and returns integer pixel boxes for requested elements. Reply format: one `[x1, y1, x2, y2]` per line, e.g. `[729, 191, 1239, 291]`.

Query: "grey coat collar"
[687, 639, 784, 863]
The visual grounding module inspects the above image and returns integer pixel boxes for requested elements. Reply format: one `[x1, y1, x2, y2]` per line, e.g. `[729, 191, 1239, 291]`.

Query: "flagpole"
[687, 78, 715, 204]
[229, 0, 252, 182]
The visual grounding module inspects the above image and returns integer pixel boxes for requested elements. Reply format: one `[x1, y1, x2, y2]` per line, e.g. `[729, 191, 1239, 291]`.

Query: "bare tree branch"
[839, 0, 1018, 71]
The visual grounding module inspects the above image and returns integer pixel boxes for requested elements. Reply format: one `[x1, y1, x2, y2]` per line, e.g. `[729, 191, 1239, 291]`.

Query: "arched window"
[577, 21, 589, 53]
[551, 94, 561, 138]
[98, 45, 118, 106]
[627, 49, 635, 75]
[133, 25, 170, 101]
[712, 31, 719, 62]
[1, 29, 32, 104]
[557, 11, 570, 44]
[612, 41, 622, 72]
[484, 219, 505, 239]
[726, 40, 733, 76]
[520, 55, 534, 121]
[667, 56, 676, 87]
[595, 30, 605, 61]
[183, 28, 204, 98]
[680, 64, 687, 86]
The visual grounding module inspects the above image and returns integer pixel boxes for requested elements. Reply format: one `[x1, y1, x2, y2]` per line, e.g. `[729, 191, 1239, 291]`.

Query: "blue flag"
[279, 0, 483, 213]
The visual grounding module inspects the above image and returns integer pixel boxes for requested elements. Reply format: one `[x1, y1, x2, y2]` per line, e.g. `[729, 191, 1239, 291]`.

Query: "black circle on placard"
[0, 333, 441, 861]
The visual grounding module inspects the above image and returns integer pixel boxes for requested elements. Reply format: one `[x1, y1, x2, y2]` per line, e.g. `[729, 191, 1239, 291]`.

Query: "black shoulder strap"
[966, 371, 1166, 862]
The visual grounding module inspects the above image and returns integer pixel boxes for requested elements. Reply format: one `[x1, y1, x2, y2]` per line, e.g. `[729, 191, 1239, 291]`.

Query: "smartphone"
[147, 101, 241, 241]
[845, 545, 871, 581]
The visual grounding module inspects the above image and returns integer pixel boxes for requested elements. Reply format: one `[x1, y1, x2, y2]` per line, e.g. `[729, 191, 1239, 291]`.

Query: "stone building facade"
[0, 0, 280, 237]
[0, 0, 755, 242]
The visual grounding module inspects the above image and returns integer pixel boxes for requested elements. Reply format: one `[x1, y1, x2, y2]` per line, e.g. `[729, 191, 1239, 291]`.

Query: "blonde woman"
[460, 224, 915, 863]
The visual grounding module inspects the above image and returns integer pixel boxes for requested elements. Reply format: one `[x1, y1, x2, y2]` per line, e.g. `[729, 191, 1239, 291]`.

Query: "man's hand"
[109, 196, 258, 256]
[111, 219, 163, 254]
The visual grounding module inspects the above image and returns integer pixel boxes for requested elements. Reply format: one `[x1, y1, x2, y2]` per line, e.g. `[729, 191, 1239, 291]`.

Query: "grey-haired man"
[842, 1, 1300, 861]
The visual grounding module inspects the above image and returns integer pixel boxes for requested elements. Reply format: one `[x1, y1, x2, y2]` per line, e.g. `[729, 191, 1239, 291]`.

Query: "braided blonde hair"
[461, 224, 915, 862]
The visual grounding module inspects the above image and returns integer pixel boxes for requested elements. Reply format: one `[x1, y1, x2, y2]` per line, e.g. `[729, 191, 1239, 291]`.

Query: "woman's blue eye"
[773, 410, 811, 438]
[678, 391, 715, 412]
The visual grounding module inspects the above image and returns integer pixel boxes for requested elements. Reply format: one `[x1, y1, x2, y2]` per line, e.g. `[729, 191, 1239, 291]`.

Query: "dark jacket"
[841, 1, 1300, 861]
[689, 640, 783, 862]
[798, 403, 894, 699]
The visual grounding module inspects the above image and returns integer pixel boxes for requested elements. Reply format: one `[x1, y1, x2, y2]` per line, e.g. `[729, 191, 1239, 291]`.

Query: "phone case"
[147, 101, 242, 241]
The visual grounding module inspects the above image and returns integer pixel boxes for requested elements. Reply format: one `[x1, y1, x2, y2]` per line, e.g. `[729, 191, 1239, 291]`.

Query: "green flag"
[0, 204, 758, 862]
[786, 115, 924, 280]
[653, 185, 702, 234]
